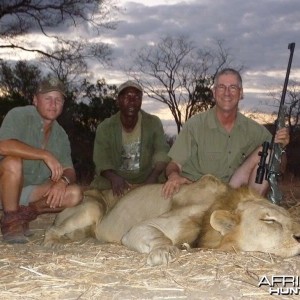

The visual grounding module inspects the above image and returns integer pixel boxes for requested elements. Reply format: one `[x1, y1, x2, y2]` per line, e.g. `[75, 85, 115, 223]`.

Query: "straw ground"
[1, 179, 300, 300]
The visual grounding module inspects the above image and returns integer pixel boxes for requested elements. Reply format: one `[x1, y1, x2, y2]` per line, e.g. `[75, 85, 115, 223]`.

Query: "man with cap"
[0, 77, 82, 244]
[91, 80, 170, 196]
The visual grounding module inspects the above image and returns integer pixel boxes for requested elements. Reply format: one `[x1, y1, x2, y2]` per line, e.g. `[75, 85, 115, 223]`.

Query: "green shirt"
[0, 105, 73, 187]
[91, 110, 170, 189]
[169, 107, 272, 183]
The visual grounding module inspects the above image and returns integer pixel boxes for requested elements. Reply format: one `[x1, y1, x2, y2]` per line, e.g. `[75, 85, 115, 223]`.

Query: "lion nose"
[293, 234, 300, 243]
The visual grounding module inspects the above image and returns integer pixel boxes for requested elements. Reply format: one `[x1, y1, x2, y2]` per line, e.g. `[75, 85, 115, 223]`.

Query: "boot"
[21, 198, 64, 236]
[23, 223, 34, 237]
[1, 210, 28, 244]
[19, 205, 39, 237]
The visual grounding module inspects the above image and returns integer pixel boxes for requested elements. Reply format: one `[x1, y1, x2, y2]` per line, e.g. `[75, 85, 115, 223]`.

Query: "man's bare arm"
[0, 139, 63, 181]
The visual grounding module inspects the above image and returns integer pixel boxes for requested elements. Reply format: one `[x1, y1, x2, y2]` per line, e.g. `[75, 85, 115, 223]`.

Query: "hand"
[110, 173, 131, 197]
[162, 173, 192, 199]
[44, 180, 67, 208]
[274, 127, 290, 148]
[43, 151, 63, 182]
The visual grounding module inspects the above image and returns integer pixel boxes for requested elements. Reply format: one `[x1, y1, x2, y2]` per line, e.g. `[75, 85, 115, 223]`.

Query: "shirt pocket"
[200, 151, 224, 175]
[237, 146, 252, 166]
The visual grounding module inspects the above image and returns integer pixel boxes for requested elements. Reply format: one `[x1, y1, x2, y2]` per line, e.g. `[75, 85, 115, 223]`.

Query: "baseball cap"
[118, 80, 143, 95]
[36, 77, 66, 97]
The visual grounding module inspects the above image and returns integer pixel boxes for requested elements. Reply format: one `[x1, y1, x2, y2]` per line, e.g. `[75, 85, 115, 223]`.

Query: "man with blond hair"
[0, 78, 82, 244]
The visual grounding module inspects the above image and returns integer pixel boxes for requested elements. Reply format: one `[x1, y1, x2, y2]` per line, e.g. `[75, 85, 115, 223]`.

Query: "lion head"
[210, 200, 300, 257]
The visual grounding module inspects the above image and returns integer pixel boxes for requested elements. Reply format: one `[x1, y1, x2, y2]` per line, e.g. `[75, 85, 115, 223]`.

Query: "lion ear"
[210, 210, 239, 235]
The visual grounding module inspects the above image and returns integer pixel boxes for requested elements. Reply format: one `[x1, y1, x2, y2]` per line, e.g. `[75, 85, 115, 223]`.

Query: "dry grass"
[1, 181, 300, 300]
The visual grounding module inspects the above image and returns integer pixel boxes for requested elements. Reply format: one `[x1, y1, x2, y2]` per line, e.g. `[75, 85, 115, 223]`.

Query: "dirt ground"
[1, 181, 300, 300]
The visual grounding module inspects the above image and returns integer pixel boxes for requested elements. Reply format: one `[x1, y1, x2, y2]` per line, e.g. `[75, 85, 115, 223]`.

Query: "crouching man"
[0, 77, 82, 244]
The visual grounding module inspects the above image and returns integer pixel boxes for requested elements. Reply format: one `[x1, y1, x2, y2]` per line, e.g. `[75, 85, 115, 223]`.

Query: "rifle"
[255, 42, 295, 204]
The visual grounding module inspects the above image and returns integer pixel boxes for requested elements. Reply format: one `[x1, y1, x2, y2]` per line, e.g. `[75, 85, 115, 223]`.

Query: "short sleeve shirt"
[168, 107, 272, 183]
[0, 105, 73, 187]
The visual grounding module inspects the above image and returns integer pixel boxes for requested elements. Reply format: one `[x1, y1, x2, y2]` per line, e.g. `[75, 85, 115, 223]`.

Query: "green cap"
[36, 78, 66, 97]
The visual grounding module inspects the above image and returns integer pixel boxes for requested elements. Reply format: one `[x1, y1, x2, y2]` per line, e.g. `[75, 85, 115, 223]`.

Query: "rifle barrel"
[279, 42, 295, 109]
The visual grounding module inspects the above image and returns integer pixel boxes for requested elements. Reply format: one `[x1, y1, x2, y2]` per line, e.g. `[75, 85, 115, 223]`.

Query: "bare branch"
[0, 0, 118, 78]
[127, 35, 235, 133]
[0, 43, 59, 59]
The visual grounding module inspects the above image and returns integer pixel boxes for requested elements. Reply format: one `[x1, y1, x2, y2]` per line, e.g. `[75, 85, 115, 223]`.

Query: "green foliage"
[0, 60, 119, 184]
[0, 60, 41, 122]
[0, 94, 28, 124]
[0, 60, 41, 101]
[57, 79, 119, 184]
[79, 78, 119, 130]
[187, 76, 215, 118]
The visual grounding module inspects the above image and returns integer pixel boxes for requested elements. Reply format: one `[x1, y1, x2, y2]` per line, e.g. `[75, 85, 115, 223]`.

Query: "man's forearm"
[145, 162, 168, 183]
[0, 139, 48, 160]
[101, 169, 118, 181]
[152, 161, 168, 176]
[165, 161, 182, 179]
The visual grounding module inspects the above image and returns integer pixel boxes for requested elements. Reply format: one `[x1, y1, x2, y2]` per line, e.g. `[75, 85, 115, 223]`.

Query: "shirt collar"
[208, 106, 246, 132]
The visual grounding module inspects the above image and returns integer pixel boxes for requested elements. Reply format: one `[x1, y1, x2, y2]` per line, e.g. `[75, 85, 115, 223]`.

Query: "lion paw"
[43, 228, 65, 249]
[147, 245, 180, 266]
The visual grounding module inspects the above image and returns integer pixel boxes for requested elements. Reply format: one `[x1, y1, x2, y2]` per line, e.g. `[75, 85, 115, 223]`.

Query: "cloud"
[99, 0, 298, 134]
[2, 0, 299, 134]
[111, 6, 297, 79]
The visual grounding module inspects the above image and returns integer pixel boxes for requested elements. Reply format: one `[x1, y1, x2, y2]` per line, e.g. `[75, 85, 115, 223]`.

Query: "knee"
[0, 156, 23, 175]
[65, 184, 83, 207]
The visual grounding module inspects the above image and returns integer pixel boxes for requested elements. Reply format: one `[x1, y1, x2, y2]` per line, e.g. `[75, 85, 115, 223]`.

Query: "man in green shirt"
[163, 68, 290, 198]
[0, 78, 82, 244]
[91, 80, 170, 196]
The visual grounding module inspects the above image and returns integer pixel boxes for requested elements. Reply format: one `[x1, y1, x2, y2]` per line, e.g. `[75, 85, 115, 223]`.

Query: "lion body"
[44, 175, 300, 266]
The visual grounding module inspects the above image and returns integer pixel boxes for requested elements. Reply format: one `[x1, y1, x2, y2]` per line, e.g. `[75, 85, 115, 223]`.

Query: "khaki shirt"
[0, 105, 73, 187]
[168, 107, 272, 183]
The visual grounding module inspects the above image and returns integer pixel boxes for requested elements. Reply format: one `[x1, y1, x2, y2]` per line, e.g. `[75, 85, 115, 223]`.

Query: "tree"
[0, 60, 119, 183]
[127, 35, 235, 133]
[0, 0, 118, 80]
[68, 78, 118, 135]
[265, 81, 300, 177]
[40, 38, 112, 86]
[0, 60, 42, 123]
[58, 78, 119, 184]
[269, 81, 300, 140]
[285, 82, 300, 137]
[0, 59, 41, 101]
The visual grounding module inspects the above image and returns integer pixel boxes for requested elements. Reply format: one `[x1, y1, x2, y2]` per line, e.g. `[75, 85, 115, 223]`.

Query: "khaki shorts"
[20, 185, 36, 205]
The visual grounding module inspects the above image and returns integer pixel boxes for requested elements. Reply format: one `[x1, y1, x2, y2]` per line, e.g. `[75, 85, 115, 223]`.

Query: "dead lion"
[43, 174, 300, 266]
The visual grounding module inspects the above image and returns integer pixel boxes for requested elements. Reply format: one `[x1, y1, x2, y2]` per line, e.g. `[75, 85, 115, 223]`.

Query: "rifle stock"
[255, 42, 295, 204]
